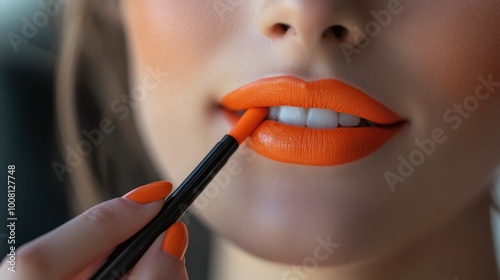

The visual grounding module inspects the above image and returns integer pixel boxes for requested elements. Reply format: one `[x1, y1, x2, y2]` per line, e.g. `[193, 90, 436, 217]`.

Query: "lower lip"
[223, 110, 405, 166]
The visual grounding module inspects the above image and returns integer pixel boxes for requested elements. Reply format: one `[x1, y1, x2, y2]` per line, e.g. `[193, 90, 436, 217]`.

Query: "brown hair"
[56, 0, 159, 214]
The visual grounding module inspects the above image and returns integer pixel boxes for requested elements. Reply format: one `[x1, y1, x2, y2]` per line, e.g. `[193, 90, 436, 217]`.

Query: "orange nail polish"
[162, 222, 188, 260]
[123, 181, 172, 204]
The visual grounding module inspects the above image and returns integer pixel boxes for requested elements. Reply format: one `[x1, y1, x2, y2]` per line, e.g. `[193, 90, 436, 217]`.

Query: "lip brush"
[89, 107, 268, 280]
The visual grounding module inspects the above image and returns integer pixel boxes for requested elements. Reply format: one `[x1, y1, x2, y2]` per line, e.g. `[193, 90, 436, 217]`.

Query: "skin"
[3, 0, 498, 279]
[119, 0, 500, 278]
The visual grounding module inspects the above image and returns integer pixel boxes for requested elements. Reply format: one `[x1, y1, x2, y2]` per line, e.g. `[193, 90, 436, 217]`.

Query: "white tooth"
[306, 108, 338, 129]
[338, 113, 361, 127]
[268, 106, 279, 120]
[278, 106, 307, 126]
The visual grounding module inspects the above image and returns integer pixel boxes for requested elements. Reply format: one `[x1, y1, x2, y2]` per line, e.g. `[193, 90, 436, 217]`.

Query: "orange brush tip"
[228, 107, 268, 144]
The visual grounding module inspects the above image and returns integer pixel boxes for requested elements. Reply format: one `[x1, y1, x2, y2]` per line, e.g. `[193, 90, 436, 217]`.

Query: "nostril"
[271, 23, 291, 35]
[324, 25, 348, 40]
[263, 21, 352, 44]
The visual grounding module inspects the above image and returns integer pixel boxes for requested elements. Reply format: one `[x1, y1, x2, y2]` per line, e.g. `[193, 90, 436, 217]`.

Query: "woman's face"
[121, 0, 500, 265]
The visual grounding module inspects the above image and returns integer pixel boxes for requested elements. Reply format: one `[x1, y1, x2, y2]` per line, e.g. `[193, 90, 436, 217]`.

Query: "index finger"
[15, 181, 172, 279]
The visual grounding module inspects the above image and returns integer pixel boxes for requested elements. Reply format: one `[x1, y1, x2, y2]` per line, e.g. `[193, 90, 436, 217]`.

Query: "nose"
[259, 0, 356, 46]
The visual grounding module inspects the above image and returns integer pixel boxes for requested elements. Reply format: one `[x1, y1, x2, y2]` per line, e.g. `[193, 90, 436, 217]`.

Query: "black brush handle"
[89, 135, 239, 280]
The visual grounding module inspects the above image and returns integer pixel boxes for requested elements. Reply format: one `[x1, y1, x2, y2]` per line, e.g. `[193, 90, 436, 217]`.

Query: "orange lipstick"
[221, 76, 405, 166]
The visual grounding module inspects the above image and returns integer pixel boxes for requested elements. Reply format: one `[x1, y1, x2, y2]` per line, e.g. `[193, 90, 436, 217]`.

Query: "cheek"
[381, 0, 500, 148]
[122, 0, 227, 83]
[401, 0, 500, 100]
[420, 1, 500, 152]
[121, 0, 240, 181]
[130, 80, 230, 185]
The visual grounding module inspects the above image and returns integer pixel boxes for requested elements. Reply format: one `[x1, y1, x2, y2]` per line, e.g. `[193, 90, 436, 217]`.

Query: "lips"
[220, 76, 405, 166]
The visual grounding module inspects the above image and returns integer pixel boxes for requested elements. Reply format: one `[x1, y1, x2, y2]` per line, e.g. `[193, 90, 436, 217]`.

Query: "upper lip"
[220, 76, 404, 125]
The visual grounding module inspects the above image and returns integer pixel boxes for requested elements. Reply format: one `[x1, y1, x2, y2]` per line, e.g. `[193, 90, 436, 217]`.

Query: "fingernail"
[162, 222, 189, 260]
[123, 181, 172, 204]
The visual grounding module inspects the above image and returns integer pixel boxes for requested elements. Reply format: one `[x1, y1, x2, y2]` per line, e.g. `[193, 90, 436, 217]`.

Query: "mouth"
[220, 76, 406, 166]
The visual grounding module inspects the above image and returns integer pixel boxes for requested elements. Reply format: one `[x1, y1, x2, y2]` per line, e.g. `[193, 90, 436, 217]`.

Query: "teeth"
[268, 106, 279, 121]
[306, 108, 338, 128]
[267, 106, 375, 128]
[278, 106, 307, 126]
[338, 113, 361, 127]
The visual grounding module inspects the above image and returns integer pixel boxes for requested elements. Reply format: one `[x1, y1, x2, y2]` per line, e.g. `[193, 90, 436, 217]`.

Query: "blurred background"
[0, 0, 71, 253]
[0, 2, 210, 279]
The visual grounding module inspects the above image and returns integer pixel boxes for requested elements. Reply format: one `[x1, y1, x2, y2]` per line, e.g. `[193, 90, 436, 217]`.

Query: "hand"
[0, 181, 189, 280]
